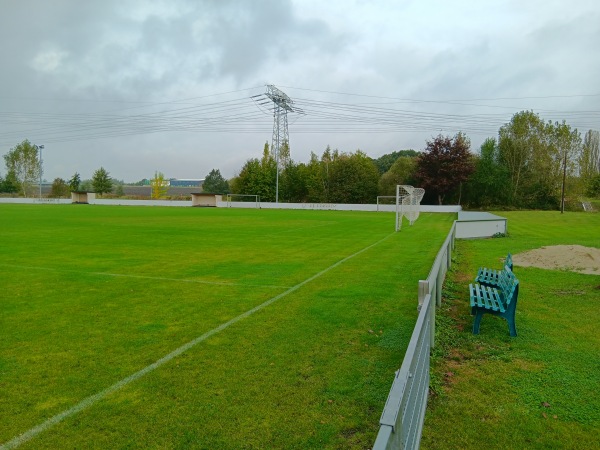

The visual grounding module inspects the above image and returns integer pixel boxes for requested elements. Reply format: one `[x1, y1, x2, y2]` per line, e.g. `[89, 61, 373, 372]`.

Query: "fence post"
[418, 279, 429, 309]
[419, 280, 434, 348]
[430, 291, 436, 349]
[436, 263, 443, 307]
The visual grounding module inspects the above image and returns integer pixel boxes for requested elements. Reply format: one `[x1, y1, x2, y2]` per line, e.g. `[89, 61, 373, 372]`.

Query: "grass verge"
[422, 211, 600, 449]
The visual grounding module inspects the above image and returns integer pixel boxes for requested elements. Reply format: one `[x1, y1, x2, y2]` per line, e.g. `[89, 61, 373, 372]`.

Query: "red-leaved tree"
[416, 133, 475, 205]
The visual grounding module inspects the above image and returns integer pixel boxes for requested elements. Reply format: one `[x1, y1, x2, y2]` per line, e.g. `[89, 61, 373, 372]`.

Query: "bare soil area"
[513, 245, 600, 275]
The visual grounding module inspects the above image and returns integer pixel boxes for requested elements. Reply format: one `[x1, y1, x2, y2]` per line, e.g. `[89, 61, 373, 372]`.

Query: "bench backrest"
[505, 253, 513, 271]
[497, 265, 518, 305]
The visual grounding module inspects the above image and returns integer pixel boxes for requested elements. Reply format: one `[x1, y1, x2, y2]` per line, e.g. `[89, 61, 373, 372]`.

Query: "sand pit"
[513, 245, 600, 275]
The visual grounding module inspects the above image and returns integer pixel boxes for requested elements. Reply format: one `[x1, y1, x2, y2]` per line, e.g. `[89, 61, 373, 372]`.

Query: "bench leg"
[473, 310, 483, 335]
[507, 316, 517, 337]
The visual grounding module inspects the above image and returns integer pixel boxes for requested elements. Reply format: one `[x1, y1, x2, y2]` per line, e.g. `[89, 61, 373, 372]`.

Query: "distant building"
[168, 178, 204, 187]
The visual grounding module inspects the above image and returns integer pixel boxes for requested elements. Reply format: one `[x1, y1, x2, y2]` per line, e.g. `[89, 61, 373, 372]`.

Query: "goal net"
[395, 185, 425, 231]
[226, 194, 261, 208]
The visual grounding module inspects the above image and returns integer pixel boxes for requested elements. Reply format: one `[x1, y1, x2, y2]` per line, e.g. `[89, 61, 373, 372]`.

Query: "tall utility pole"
[560, 149, 567, 214]
[38, 144, 44, 200]
[262, 85, 302, 203]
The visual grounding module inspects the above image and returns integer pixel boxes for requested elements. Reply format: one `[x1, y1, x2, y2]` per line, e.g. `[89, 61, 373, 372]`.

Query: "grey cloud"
[1, 0, 598, 182]
[1, 0, 348, 99]
[180, 0, 347, 84]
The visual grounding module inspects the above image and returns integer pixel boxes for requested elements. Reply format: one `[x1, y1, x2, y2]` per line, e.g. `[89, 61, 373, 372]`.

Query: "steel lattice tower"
[265, 85, 295, 203]
[251, 85, 303, 203]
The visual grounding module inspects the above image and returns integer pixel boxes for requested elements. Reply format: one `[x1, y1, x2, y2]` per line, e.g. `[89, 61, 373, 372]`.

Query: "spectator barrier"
[373, 221, 456, 449]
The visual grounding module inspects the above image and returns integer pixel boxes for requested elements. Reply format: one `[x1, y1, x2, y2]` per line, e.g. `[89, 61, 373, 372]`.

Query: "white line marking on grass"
[88, 271, 291, 289]
[0, 233, 394, 449]
[0, 264, 291, 289]
[270, 221, 338, 235]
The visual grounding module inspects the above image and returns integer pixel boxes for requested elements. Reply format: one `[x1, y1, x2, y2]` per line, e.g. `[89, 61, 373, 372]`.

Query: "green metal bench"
[475, 253, 512, 288]
[469, 265, 519, 337]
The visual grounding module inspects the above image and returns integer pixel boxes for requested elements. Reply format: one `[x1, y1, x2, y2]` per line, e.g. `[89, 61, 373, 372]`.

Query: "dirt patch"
[513, 245, 600, 275]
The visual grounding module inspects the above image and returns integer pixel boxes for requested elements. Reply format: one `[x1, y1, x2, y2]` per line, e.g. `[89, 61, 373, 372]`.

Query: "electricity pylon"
[259, 85, 303, 203]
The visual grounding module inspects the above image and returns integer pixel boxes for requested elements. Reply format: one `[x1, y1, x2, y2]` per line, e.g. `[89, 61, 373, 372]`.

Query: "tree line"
[228, 142, 380, 204]
[2, 110, 599, 208]
[0, 141, 115, 198]
[225, 110, 599, 208]
[464, 112, 599, 209]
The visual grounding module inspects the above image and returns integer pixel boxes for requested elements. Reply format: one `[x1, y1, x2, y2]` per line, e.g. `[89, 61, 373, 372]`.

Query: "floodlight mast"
[37, 144, 44, 200]
[265, 85, 294, 203]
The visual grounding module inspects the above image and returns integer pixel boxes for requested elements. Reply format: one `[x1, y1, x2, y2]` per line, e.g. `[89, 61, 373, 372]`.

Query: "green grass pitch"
[0, 205, 454, 449]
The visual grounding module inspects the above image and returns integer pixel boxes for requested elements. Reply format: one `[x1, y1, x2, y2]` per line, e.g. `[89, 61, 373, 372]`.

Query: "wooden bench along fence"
[469, 265, 520, 337]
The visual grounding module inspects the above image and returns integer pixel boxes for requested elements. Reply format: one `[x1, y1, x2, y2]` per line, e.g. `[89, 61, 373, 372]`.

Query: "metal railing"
[373, 221, 456, 450]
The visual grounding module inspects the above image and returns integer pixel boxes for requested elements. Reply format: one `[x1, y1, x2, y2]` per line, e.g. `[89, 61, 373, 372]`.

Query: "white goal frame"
[376, 196, 397, 211]
[395, 185, 425, 231]
[226, 194, 260, 208]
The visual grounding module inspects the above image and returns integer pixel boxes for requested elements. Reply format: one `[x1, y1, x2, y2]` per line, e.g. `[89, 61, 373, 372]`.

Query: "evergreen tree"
[202, 169, 230, 194]
[68, 172, 81, 191]
[92, 167, 113, 196]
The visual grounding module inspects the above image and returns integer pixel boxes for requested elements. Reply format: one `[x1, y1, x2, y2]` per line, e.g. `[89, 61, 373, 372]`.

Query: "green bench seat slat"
[470, 284, 505, 313]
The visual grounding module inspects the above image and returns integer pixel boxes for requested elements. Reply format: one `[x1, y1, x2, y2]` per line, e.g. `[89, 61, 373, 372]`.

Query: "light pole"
[560, 148, 567, 214]
[38, 144, 44, 200]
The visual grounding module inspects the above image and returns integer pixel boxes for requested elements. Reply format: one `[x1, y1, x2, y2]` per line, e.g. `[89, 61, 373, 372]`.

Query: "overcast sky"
[1, 0, 599, 182]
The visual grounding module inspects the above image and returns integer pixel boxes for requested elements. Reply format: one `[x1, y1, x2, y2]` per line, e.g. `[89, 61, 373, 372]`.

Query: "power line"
[0, 85, 598, 148]
[278, 85, 600, 103]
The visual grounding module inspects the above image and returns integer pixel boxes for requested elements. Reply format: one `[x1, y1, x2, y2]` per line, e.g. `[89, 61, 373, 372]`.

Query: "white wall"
[0, 197, 462, 213]
[0, 198, 71, 204]
[89, 199, 190, 207]
[455, 219, 507, 239]
[219, 201, 461, 213]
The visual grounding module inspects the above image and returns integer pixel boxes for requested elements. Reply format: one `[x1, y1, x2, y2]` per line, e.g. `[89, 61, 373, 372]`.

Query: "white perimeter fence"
[373, 221, 456, 450]
[221, 201, 461, 213]
[0, 197, 461, 213]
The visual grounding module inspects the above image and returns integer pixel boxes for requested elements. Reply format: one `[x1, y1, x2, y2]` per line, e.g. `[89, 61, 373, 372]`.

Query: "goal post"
[377, 195, 397, 211]
[395, 185, 425, 231]
[395, 185, 405, 231]
[226, 194, 260, 208]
